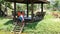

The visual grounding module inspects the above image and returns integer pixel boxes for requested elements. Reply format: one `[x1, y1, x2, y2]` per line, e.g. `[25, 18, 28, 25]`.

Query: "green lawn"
[0, 17, 14, 31]
[0, 11, 60, 34]
[23, 12, 60, 34]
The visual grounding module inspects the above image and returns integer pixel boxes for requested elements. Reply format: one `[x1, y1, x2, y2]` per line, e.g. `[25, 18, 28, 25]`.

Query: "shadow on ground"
[0, 17, 5, 20]
[23, 13, 45, 32]
[23, 20, 42, 33]
[4, 20, 13, 25]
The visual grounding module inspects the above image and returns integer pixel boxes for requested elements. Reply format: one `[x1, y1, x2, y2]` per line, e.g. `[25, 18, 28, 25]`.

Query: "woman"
[17, 11, 24, 24]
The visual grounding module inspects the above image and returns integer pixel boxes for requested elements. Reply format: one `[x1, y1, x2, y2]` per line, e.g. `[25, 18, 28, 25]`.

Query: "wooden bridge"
[11, 22, 25, 34]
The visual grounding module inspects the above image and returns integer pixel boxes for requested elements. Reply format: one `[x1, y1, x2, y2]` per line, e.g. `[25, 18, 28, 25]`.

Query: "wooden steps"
[12, 23, 25, 34]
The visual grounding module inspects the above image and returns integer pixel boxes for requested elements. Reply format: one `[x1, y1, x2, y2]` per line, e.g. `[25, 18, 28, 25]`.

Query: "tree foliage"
[47, 0, 60, 11]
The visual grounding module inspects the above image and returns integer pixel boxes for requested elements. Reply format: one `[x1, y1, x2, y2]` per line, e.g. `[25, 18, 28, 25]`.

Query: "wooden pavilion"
[5, 0, 49, 22]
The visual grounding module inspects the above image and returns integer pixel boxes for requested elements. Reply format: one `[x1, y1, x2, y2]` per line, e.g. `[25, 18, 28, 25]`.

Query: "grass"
[0, 17, 14, 31]
[0, 31, 13, 34]
[23, 12, 60, 34]
[0, 11, 60, 34]
[0, 17, 14, 34]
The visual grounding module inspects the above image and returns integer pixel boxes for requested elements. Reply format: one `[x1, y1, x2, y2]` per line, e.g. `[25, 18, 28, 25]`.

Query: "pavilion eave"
[5, 0, 49, 4]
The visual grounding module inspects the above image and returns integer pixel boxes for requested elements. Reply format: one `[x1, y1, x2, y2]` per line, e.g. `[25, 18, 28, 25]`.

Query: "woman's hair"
[21, 12, 22, 14]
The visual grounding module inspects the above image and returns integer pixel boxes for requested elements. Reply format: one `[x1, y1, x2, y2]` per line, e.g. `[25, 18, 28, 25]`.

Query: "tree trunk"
[4, 3, 7, 16]
[0, 3, 2, 16]
[0, 3, 1, 11]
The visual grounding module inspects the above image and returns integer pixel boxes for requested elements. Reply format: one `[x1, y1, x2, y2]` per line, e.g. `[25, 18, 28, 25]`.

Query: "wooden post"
[41, 3, 43, 13]
[14, 2, 16, 22]
[27, 3, 29, 17]
[31, 2, 34, 22]
[41, 3, 44, 17]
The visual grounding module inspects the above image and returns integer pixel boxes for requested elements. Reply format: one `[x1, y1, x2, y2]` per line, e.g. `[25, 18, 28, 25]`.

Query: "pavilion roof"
[5, 0, 49, 4]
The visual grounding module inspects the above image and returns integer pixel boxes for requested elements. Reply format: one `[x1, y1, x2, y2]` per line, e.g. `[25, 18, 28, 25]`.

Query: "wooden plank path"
[12, 22, 25, 34]
[19, 23, 25, 34]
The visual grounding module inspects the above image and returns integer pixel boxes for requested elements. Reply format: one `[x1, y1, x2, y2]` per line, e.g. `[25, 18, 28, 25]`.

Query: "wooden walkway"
[12, 22, 25, 34]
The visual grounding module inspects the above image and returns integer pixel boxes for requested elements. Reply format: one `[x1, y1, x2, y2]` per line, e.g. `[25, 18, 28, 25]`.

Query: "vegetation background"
[0, 0, 60, 34]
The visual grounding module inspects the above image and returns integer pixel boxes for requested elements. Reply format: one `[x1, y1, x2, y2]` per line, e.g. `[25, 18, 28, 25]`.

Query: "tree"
[0, 0, 5, 16]
[0, 0, 13, 16]
[53, 1, 59, 11]
[4, 2, 13, 16]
